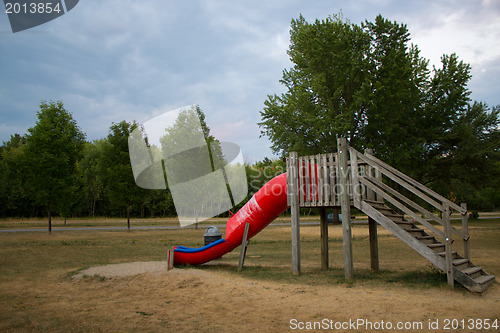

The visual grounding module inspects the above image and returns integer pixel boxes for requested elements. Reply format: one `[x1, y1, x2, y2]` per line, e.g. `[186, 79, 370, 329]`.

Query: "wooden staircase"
[361, 200, 495, 292]
[286, 139, 495, 292]
[347, 146, 495, 292]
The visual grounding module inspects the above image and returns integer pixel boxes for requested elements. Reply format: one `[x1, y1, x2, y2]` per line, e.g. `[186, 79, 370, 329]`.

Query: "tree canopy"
[259, 13, 500, 206]
[23, 101, 86, 231]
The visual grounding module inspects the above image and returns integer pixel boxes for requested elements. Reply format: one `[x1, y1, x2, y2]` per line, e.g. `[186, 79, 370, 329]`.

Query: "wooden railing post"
[288, 152, 301, 275]
[461, 203, 470, 260]
[337, 138, 353, 280]
[350, 147, 361, 209]
[320, 207, 329, 270]
[364, 149, 376, 202]
[365, 149, 379, 272]
[443, 203, 454, 289]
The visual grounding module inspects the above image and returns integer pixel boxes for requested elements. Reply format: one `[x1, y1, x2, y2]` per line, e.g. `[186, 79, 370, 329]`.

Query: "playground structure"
[172, 138, 495, 292]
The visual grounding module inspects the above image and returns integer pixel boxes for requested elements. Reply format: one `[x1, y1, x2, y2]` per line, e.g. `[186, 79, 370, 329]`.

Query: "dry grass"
[0, 218, 499, 332]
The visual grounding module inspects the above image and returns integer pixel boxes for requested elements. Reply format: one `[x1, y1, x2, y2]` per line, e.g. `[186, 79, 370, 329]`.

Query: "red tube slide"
[173, 172, 288, 265]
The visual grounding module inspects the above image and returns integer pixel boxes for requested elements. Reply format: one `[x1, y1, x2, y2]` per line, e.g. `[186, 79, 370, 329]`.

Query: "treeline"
[0, 101, 284, 225]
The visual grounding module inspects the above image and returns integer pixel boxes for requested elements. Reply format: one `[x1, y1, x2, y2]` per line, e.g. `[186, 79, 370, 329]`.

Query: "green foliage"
[259, 13, 500, 211]
[99, 120, 147, 227]
[22, 101, 86, 229]
[0, 134, 34, 216]
[260, 13, 370, 155]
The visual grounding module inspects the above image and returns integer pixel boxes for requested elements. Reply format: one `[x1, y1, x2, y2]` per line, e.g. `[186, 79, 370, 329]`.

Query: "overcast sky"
[1, 0, 499, 162]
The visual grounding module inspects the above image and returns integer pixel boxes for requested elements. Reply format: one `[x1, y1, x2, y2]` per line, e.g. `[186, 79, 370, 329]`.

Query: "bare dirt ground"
[2, 220, 499, 332]
[68, 261, 500, 332]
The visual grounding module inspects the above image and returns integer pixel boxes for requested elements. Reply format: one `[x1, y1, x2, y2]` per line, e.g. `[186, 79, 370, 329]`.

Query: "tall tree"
[0, 134, 33, 217]
[260, 13, 370, 155]
[80, 140, 106, 217]
[100, 120, 145, 229]
[259, 13, 500, 210]
[361, 15, 430, 173]
[24, 101, 86, 232]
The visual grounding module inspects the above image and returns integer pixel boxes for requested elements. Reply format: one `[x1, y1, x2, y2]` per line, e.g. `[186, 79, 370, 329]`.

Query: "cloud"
[1, 0, 499, 162]
[403, 0, 500, 68]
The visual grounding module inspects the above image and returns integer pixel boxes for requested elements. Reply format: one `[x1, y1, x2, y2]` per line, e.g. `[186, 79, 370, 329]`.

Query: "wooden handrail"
[359, 176, 446, 240]
[360, 175, 468, 240]
[357, 150, 466, 214]
[354, 150, 442, 210]
[351, 148, 469, 241]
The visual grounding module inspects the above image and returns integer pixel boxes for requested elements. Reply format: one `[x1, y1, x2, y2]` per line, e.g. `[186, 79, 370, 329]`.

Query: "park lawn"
[0, 218, 498, 332]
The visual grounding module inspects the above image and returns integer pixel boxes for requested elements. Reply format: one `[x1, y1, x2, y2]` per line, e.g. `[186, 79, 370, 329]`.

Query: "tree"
[0, 134, 34, 217]
[260, 13, 370, 155]
[23, 101, 86, 232]
[259, 13, 500, 210]
[99, 120, 145, 229]
[80, 140, 106, 217]
[361, 16, 430, 173]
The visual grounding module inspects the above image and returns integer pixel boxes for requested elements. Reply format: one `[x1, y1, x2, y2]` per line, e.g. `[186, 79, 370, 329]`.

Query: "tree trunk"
[47, 204, 52, 233]
[127, 201, 131, 231]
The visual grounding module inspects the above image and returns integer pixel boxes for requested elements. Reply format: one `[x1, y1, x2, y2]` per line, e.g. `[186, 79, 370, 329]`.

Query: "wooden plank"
[360, 176, 446, 240]
[298, 156, 305, 207]
[320, 208, 329, 270]
[443, 203, 454, 289]
[360, 201, 445, 271]
[335, 153, 341, 205]
[286, 156, 292, 206]
[317, 155, 322, 206]
[322, 154, 330, 206]
[304, 156, 310, 207]
[337, 138, 353, 279]
[289, 152, 301, 275]
[365, 149, 376, 202]
[238, 223, 251, 271]
[310, 155, 317, 206]
[331, 153, 338, 206]
[461, 203, 470, 260]
[368, 217, 379, 272]
[349, 147, 361, 209]
[167, 248, 175, 271]
[355, 151, 443, 212]
[361, 152, 466, 214]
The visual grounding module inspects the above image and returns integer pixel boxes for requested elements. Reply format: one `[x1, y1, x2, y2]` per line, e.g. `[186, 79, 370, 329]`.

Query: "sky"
[1, 0, 499, 163]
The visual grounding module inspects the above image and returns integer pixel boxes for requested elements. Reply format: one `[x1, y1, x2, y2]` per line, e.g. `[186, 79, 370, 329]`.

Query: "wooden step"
[453, 258, 470, 269]
[427, 243, 445, 253]
[461, 266, 483, 279]
[383, 212, 404, 221]
[394, 221, 415, 230]
[406, 228, 426, 237]
[374, 205, 394, 212]
[363, 200, 386, 207]
[474, 274, 495, 286]
[416, 235, 436, 244]
[438, 250, 458, 259]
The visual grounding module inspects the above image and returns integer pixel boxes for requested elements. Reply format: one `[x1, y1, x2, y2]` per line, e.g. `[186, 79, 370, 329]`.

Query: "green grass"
[0, 218, 498, 288]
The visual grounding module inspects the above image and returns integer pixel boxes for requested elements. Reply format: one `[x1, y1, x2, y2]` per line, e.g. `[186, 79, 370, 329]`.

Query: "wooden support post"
[332, 207, 340, 224]
[443, 203, 454, 289]
[320, 207, 329, 270]
[167, 248, 175, 271]
[461, 203, 470, 260]
[365, 148, 379, 272]
[368, 217, 379, 273]
[238, 223, 251, 271]
[337, 138, 353, 280]
[289, 152, 301, 275]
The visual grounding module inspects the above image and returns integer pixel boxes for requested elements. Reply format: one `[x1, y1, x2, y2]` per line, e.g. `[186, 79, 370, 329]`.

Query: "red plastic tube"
[173, 172, 288, 265]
